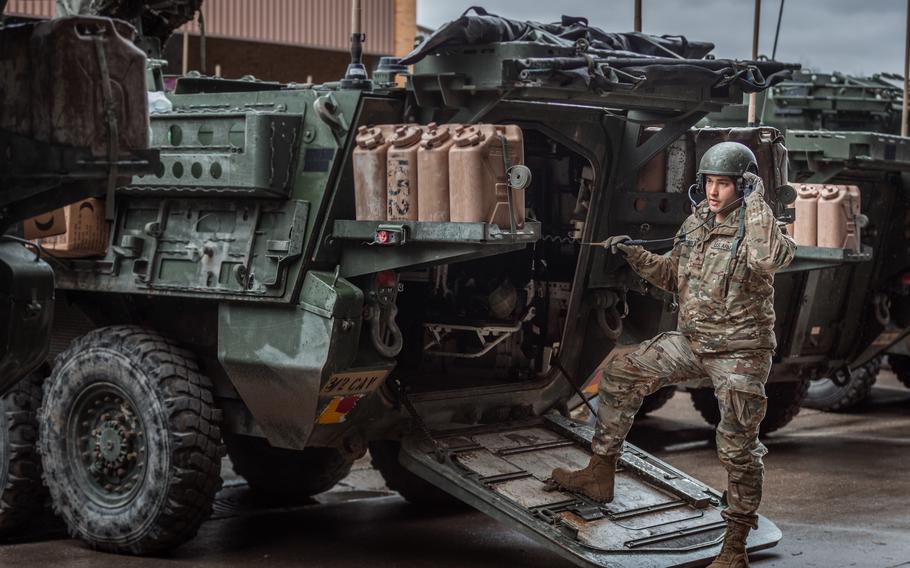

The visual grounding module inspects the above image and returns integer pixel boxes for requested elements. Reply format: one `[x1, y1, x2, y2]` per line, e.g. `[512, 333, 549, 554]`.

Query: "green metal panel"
[128, 111, 302, 197]
[331, 220, 541, 277]
[779, 245, 872, 274]
[50, 83, 365, 304]
[787, 130, 910, 175]
[55, 197, 309, 300]
[217, 270, 364, 449]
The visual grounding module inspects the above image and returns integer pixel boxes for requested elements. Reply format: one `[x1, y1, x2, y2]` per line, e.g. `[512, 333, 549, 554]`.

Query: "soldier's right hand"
[601, 235, 632, 254]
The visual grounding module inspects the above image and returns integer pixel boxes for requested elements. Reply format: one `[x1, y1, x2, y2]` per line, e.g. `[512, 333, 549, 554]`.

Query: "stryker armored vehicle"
[701, 70, 910, 413]
[1, 7, 812, 566]
[0, 9, 156, 533]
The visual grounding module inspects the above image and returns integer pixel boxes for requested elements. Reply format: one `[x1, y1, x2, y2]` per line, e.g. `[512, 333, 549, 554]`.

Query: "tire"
[369, 440, 463, 508]
[225, 434, 353, 501]
[690, 378, 810, 436]
[803, 357, 882, 412]
[636, 386, 676, 417]
[38, 326, 224, 555]
[890, 355, 910, 389]
[0, 372, 48, 535]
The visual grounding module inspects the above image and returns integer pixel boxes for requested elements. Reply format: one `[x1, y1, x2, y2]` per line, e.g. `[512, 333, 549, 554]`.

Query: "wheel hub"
[70, 386, 146, 505]
[96, 420, 127, 464]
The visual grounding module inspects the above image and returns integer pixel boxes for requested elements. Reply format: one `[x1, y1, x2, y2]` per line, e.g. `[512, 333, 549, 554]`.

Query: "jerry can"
[387, 125, 423, 221]
[449, 124, 525, 228]
[417, 123, 458, 222]
[793, 184, 819, 246]
[1, 16, 148, 158]
[817, 185, 861, 250]
[353, 125, 396, 221]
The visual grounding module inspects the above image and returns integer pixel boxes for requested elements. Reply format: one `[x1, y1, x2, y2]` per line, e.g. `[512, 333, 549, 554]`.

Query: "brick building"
[3, 0, 417, 83]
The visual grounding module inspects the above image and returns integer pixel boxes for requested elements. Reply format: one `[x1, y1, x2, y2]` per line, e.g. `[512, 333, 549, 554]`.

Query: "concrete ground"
[1, 372, 908, 568]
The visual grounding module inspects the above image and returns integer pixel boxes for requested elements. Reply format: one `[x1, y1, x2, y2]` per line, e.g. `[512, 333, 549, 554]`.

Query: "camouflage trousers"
[592, 331, 771, 529]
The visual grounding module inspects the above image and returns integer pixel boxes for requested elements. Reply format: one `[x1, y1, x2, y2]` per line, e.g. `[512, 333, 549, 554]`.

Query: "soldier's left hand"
[741, 172, 764, 199]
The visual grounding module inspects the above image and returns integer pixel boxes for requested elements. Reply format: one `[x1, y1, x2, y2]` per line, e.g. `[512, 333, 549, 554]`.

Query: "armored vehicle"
[3, 8, 806, 566]
[702, 70, 910, 413]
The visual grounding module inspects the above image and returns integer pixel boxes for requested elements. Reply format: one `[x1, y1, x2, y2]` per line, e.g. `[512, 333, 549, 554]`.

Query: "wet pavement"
[1, 372, 908, 567]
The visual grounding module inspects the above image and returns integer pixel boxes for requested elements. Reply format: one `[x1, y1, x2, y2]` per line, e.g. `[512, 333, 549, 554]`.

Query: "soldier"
[551, 142, 796, 568]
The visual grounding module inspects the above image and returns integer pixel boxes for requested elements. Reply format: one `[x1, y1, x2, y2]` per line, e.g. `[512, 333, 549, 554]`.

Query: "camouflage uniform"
[594, 175, 795, 528]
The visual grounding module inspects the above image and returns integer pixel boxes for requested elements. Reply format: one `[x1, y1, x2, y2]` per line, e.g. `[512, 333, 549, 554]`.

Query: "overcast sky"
[415, 1, 904, 77]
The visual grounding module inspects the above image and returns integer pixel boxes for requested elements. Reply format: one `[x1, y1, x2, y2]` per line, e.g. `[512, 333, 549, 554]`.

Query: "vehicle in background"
[701, 71, 910, 413]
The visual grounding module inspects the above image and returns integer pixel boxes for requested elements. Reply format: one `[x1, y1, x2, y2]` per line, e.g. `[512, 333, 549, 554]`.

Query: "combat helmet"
[697, 142, 758, 193]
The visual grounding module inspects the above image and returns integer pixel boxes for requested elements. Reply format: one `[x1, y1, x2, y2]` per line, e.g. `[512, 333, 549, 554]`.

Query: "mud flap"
[398, 413, 781, 568]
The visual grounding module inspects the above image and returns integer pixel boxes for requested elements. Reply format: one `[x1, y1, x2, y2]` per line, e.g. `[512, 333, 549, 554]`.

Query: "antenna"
[903, 0, 909, 136]
[759, 0, 785, 125]
[748, 0, 761, 126]
[341, 0, 372, 90]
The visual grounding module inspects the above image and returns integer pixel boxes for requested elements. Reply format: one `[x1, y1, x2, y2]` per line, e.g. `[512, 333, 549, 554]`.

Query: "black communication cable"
[582, 194, 745, 249]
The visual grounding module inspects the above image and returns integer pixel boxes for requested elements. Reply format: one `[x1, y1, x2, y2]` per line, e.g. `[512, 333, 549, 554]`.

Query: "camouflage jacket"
[621, 179, 796, 354]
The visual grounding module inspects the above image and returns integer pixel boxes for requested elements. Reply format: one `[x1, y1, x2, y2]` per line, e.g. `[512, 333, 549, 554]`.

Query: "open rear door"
[399, 413, 780, 568]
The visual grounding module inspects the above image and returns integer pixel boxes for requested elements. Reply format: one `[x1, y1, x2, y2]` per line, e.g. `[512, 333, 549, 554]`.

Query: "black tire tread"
[690, 378, 810, 436]
[803, 358, 882, 412]
[369, 441, 463, 508]
[0, 372, 48, 534]
[225, 434, 353, 500]
[636, 386, 676, 417]
[889, 355, 910, 389]
[39, 325, 224, 555]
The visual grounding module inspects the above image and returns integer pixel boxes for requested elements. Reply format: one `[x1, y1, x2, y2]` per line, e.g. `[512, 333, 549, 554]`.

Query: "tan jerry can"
[792, 184, 820, 246]
[387, 125, 423, 221]
[817, 185, 861, 250]
[449, 124, 525, 228]
[35, 198, 109, 258]
[417, 123, 459, 222]
[353, 125, 397, 221]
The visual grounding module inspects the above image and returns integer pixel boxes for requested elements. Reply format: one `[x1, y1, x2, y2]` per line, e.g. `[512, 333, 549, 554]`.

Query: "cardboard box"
[34, 198, 110, 258]
[23, 208, 66, 239]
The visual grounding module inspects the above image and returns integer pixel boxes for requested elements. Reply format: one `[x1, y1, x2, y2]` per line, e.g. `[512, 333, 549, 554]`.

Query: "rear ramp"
[399, 413, 781, 568]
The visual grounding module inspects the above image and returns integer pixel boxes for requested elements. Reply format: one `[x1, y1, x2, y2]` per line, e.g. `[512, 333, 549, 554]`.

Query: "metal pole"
[903, 0, 910, 137]
[759, 0, 785, 125]
[634, 0, 642, 32]
[352, 0, 362, 35]
[181, 31, 189, 75]
[748, 0, 761, 126]
[198, 9, 206, 75]
[341, 0, 370, 88]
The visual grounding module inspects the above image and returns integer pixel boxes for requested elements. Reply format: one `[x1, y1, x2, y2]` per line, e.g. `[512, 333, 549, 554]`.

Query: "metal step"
[399, 413, 781, 568]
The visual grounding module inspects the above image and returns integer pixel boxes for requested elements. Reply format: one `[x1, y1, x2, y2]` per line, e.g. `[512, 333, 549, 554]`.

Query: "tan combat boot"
[707, 522, 751, 568]
[549, 454, 616, 502]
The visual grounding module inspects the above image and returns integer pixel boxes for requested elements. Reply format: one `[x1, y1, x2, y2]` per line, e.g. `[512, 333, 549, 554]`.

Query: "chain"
[541, 234, 581, 245]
